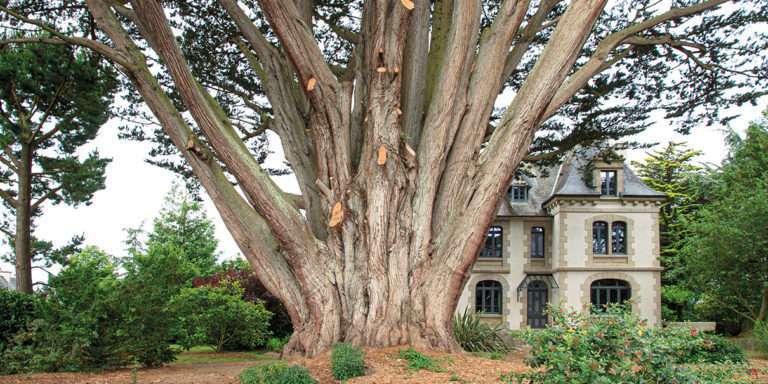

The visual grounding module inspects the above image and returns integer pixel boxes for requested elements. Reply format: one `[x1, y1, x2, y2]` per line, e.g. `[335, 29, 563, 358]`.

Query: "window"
[611, 221, 627, 255]
[509, 185, 528, 202]
[479, 226, 503, 258]
[476, 280, 503, 314]
[530, 227, 545, 259]
[590, 279, 631, 311]
[600, 170, 618, 196]
[592, 221, 608, 254]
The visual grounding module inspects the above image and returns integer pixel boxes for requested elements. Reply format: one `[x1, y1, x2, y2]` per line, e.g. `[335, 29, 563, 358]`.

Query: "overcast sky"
[1, 98, 766, 282]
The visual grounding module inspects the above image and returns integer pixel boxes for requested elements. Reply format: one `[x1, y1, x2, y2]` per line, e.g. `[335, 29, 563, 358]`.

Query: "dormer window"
[600, 170, 618, 196]
[509, 185, 528, 202]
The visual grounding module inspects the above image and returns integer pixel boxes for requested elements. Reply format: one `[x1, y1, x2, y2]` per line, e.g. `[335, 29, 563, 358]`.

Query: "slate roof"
[496, 149, 665, 217]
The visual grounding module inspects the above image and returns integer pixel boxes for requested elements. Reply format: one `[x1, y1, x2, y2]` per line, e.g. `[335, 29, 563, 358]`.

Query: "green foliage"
[170, 285, 272, 352]
[0, 288, 37, 352]
[452, 308, 510, 353]
[119, 244, 197, 367]
[754, 320, 768, 356]
[330, 342, 365, 380]
[266, 336, 289, 353]
[239, 363, 317, 384]
[0, 246, 193, 373]
[503, 305, 749, 384]
[681, 116, 768, 328]
[0, 42, 115, 279]
[195, 258, 294, 343]
[147, 185, 219, 275]
[398, 348, 444, 372]
[127, 184, 219, 276]
[633, 142, 704, 321]
[2, 248, 133, 373]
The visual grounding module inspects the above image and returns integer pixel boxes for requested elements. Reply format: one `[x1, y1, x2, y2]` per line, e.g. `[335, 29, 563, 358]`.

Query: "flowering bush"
[502, 305, 753, 384]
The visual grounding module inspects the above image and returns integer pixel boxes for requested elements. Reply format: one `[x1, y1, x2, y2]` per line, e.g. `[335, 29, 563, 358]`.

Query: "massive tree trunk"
[8, 0, 730, 356]
[14, 143, 33, 294]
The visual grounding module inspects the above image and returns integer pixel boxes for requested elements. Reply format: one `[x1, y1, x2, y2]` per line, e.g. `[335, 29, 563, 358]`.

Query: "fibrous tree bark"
[2, 0, 764, 354]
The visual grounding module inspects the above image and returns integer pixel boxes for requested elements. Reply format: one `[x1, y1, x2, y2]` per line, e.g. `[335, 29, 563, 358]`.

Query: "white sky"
[0, 94, 765, 283]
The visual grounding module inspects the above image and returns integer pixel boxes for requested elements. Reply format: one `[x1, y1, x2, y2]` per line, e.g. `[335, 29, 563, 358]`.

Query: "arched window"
[479, 226, 503, 258]
[590, 279, 631, 311]
[592, 221, 608, 254]
[611, 221, 627, 255]
[475, 280, 502, 314]
[530, 227, 545, 258]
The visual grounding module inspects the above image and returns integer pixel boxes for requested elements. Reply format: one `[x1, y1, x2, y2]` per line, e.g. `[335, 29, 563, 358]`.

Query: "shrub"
[503, 305, 754, 384]
[331, 342, 365, 380]
[195, 259, 293, 345]
[398, 348, 444, 372]
[121, 246, 197, 367]
[239, 363, 317, 384]
[1, 249, 134, 373]
[659, 326, 745, 364]
[266, 336, 290, 353]
[452, 308, 509, 353]
[0, 289, 38, 353]
[0, 247, 192, 373]
[171, 285, 272, 352]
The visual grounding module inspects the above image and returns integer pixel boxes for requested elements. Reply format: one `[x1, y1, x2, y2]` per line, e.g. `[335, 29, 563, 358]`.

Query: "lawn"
[170, 345, 277, 365]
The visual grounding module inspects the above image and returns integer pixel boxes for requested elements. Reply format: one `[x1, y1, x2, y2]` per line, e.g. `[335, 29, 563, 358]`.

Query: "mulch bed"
[291, 346, 529, 384]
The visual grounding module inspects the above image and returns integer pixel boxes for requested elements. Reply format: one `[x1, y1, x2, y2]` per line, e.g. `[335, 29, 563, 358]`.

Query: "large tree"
[2, 0, 765, 355]
[683, 116, 768, 328]
[0, 42, 114, 293]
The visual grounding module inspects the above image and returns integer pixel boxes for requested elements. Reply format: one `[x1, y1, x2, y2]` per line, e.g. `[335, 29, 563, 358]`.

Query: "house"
[0, 269, 16, 290]
[456, 150, 665, 329]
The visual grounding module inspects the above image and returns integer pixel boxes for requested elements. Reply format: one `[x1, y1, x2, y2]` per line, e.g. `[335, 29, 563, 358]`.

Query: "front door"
[527, 281, 548, 328]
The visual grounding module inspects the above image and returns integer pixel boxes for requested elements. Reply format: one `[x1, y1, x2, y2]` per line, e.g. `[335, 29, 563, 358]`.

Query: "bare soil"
[292, 346, 530, 383]
[2, 349, 767, 384]
[0, 351, 276, 384]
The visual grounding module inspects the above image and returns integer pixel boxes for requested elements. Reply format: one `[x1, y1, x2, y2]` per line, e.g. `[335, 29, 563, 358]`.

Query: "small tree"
[129, 184, 219, 276]
[0, 43, 115, 293]
[683, 113, 768, 329]
[171, 285, 272, 352]
[120, 244, 196, 366]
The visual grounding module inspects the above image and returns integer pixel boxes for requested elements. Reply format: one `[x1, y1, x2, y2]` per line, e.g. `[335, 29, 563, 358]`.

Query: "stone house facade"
[456, 151, 665, 329]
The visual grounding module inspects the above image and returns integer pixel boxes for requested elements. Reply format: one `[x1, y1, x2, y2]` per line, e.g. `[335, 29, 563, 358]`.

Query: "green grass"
[170, 346, 276, 366]
[728, 335, 766, 359]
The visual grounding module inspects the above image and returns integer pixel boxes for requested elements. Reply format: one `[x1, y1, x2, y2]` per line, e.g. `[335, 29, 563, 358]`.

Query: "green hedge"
[239, 363, 317, 384]
[331, 342, 365, 380]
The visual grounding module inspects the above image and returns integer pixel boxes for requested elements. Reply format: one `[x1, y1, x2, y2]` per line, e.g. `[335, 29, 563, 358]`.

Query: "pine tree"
[0, 43, 115, 292]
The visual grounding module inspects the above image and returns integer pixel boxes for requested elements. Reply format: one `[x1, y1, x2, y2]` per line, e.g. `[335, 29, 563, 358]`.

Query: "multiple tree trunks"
[1, 0, 733, 356]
